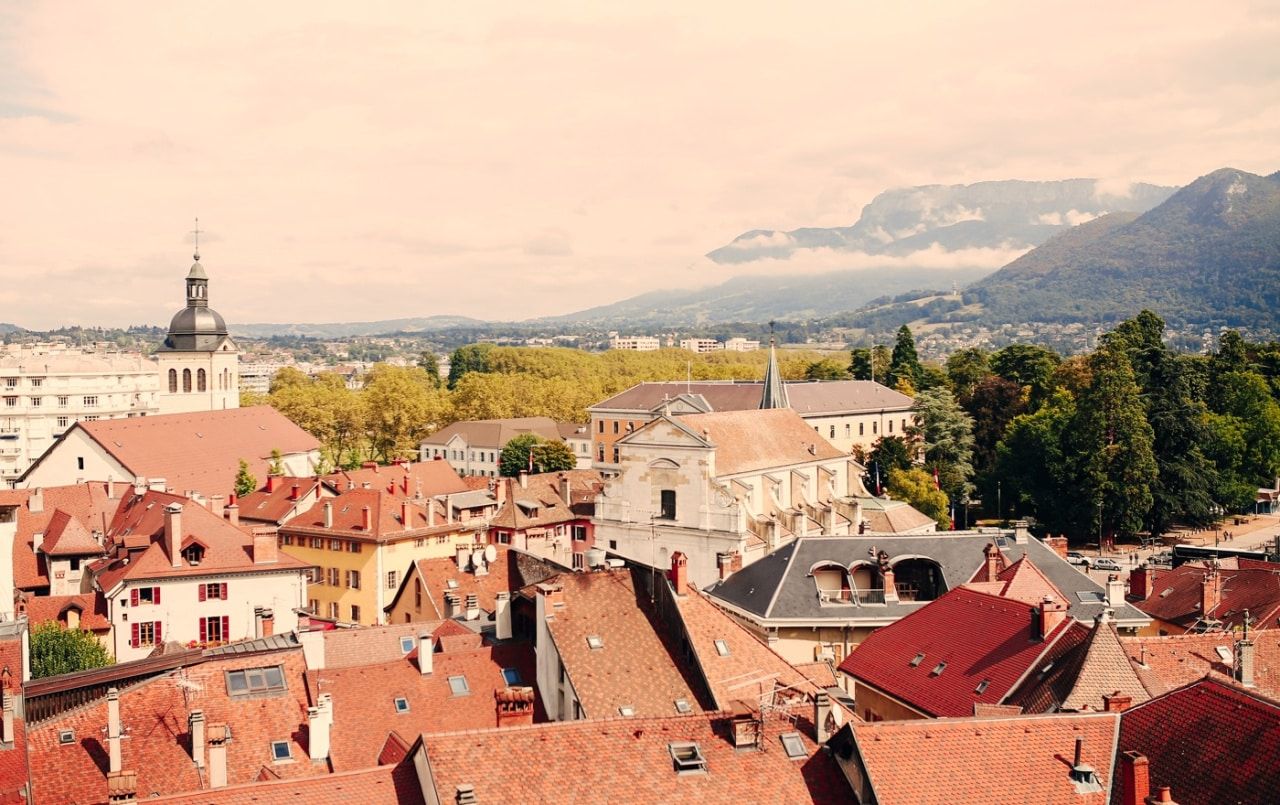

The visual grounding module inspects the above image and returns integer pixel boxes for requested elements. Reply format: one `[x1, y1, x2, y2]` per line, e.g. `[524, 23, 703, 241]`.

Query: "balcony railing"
[816, 587, 886, 606]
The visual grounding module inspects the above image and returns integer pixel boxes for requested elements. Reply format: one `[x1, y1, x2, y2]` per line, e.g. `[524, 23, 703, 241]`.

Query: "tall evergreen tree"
[887, 326, 922, 389]
[995, 391, 1076, 529]
[1144, 351, 1217, 536]
[908, 387, 975, 501]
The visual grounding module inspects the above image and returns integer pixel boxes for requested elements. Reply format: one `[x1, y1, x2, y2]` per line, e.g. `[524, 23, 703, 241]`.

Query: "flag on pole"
[949, 503, 956, 531]
[873, 463, 882, 495]
[528, 446, 535, 473]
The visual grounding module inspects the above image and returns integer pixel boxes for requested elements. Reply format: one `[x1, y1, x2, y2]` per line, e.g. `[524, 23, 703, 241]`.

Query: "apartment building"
[608, 335, 660, 351]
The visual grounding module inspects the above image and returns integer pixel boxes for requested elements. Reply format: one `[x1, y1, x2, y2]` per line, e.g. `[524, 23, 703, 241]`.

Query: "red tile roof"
[19, 592, 112, 633]
[1121, 631, 1280, 701]
[385, 546, 529, 619]
[69, 406, 320, 500]
[1132, 561, 1280, 631]
[1006, 614, 1149, 714]
[236, 477, 322, 524]
[838, 586, 1081, 717]
[489, 470, 603, 531]
[542, 570, 703, 718]
[90, 490, 309, 589]
[1115, 679, 1280, 805]
[0, 626, 28, 805]
[280, 487, 467, 542]
[308, 636, 541, 770]
[5, 482, 130, 590]
[419, 710, 852, 804]
[419, 417, 563, 449]
[989, 555, 1065, 605]
[843, 712, 1120, 804]
[673, 409, 845, 476]
[150, 759, 424, 805]
[315, 622, 442, 670]
[27, 647, 326, 803]
[321, 460, 468, 498]
[40, 509, 105, 556]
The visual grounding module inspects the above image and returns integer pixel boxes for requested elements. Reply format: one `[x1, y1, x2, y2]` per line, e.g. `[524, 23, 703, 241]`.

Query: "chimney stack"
[401, 500, 412, 528]
[882, 567, 899, 603]
[188, 710, 206, 768]
[252, 527, 278, 564]
[559, 474, 571, 506]
[495, 592, 512, 640]
[224, 503, 239, 526]
[207, 724, 229, 788]
[536, 582, 565, 616]
[669, 551, 688, 596]
[982, 543, 1002, 582]
[1103, 691, 1132, 712]
[1130, 565, 1157, 600]
[0, 685, 13, 744]
[307, 701, 331, 761]
[1107, 574, 1126, 608]
[261, 608, 274, 637]
[446, 495, 454, 524]
[266, 475, 278, 493]
[1013, 519, 1030, 543]
[814, 691, 831, 743]
[290, 483, 301, 501]
[106, 770, 138, 805]
[1201, 567, 1222, 620]
[1034, 596, 1068, 640]
[1149, 786, 1178, 804]
[28, 487, 43, 513]
[428, 499, 437, 527]
[323, 501, 334, 529]
[163, 504, 183, 568]
[518, 470, 528, 490]
[418, 632, 433, 675]
[362, 505, 373, 532]
[465, 593, 480, 621]
[107, 686, 122, 773]
[106, 477, 116, 500]
[209, 494, 225, 519]
[456, 545, 471, 570]
[1120, 750, 1150, 805]
[1236, 636, 1257, 687]
[495, 686, 536, 728]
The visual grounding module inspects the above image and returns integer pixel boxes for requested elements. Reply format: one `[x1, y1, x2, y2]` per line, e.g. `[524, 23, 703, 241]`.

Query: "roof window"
[909, 653, 925, 667]
[618, 705, 636, 717]
[669, 742, 708, 775]
[58, 729, 75, 745]
[394, 697, 410, 714]
[400, 636, 415, 654]
[1076, 591, 1105, 604]
[930, 662, 947, 677]
[501, 667, 523, 686]
[779, 732, 807, 760]
[1215, 646, 1233, 662]
[448, 675, 470, 696]
[974, 679, 990, 694]
[226, 666, 286, 697]
[714, 639, 730, 656]
[270, 741, 292, 762]
[674, 698, 692, 714]
[586, 635, 604, 650]
[446, 579, 459, 589]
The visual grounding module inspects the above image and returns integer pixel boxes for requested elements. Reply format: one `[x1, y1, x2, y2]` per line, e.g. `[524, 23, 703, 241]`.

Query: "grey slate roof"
[705, 531, 1148, 626]
[590, 380, 914, 416]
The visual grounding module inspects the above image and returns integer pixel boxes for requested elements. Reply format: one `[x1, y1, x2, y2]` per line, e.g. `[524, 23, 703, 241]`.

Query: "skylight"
[446, 579, 459, 589]
[400, 636, 415, 654]
[502, 667, 522, 686]
[779, 732, 807, 760]
[1215, 646, 1233, 663]
[58, 729, 74, 745]
[669, 742, 708, 775]
[909, 653, 925, 667]
[974, 679, 990, 694]
[586, 635, 604, 650]
[714, 639, 730, 656]
[448, 675, 470, 696]
[394, 697, 410, 714]
[270, 741, 291, 761]
[1076, 591, 1105, 604]
[930, 662, 947, 676]
[619, 705, 636, 717]
[674, 698, 692, 714]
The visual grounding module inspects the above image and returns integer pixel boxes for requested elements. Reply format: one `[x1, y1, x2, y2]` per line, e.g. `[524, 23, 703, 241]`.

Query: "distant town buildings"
[608, 335, 661, 351]
[419, 417, 581, 478]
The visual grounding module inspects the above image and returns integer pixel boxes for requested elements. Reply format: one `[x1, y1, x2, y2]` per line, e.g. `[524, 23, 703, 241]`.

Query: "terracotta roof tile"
[420, 710, 851, 804]
[321, 461, 468, 498]
[1114, 679, 1280, 805]
[488, 470, 603, 531]
[40, 509, 105, 556]
[1132, 562, 1280, 631]
[150, 761, 424, 805]
[19, 592, 111, 632]
[838, 586, 1079, 717]
[1121, 632, 1280, 700]
[281, 487, 470, 542]
[8, 483, 130, 590]
[419, 417, 563, 449]
[236, 477, 322, 524]
[317, 622, 443, 670]
[671, 409, 845, 477]
[385, 546, 544, 619]
[844, 712, 1120, 804]
[0, 626, 28, 805]
[1007, 614, 1149, 713]
[591, 380, 913, 416]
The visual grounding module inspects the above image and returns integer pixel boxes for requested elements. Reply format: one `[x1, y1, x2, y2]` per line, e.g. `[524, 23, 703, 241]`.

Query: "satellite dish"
[484, 544, 497, 563]
[472, 548, 486, 567]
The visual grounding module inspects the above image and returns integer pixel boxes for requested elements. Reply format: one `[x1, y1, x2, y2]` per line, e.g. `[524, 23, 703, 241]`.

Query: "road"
[1077, 513, 1280, 583]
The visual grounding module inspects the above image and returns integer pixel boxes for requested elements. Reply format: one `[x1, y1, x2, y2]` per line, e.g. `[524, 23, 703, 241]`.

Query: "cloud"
[723, 231, 795, 250]
[714, 242, 1032, 279]
[1094, 178, 1136, 200]
[1036, 209, 1101, 226]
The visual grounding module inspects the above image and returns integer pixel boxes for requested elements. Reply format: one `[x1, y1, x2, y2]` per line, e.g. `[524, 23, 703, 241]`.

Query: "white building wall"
[17, 428, 131, 490]
[155, 345, 240, 415]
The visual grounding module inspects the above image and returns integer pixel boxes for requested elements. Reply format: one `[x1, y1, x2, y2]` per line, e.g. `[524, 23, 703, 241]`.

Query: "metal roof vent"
[1068, 736, 1103, 794]
[455, 784, 477, 804]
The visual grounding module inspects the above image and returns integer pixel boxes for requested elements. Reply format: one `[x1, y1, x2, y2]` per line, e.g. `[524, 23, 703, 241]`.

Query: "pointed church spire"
[760, 323, 789, 409]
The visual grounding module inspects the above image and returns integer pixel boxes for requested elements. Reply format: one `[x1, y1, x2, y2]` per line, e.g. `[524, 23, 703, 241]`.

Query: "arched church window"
[197, 368, 207, 392]
[168, 369, 177, 394]
[182, 368, 192, 393]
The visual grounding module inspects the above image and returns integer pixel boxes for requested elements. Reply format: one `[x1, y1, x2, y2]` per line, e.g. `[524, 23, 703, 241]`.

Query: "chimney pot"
[107, 687, 122, 774]
[164, 503, 183, 568]
[669, 551, 689, 596]
[225, 503, 239, 526]
[418, 632, 433, 675]
[323, 501, 334, 529]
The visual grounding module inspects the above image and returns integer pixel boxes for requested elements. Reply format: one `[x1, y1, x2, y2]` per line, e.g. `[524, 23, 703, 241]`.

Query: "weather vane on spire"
[190, 217, 202, 261]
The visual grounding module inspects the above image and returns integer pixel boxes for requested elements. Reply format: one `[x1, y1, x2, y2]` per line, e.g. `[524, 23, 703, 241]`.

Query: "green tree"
[990, 344, 1061, 406]
[268, 448, 284, 476]
[363, 365, 446, 463]
[886, 326, 922, 389]
[1067, 347, 1157, 540]
[30, 621, 112, 679]
[234, 459, 257, 497]
[945, 348, 991, 399]
[804, 358, 849, 381]
[498, 434, 577, 476]
[447, 343, 496, 389]
[418, 351, 443, 388]
[995, 392, 1076, 529]
[850, 345, 893, 383]
[963, 375, 1026, 481]
[1144, 351, 1217, 536]
[866, 436, 913, 492]
[908, 387, 975, 501]
[269, 366, 310, 394]
[1102, 309, 1166, 390]
[887, 467, 950, 529]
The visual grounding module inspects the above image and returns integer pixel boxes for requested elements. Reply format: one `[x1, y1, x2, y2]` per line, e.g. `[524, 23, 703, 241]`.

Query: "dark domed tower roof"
[159, 252, 230, 352]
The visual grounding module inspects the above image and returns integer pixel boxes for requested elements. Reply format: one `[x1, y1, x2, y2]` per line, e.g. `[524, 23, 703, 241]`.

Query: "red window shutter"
[198, 584, 206, 602]
[155, 621, 162, 644]
[199, 617, 207, 643]
[131, 622, 139, 648]
[153, 587, 161, 605]
[130, 588, 139, 607]
[221, 616, 229, 640]
[221, 583, 228, 601]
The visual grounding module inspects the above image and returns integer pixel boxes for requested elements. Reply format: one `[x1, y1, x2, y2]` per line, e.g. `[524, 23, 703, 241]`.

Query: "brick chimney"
[188, 710, 206, 768]
[1107, 574, 1126, 608]
[361, 505, 373, 532]
[536, 582, 565, 615]
[252, 527, 278, 564]
[1043, 534, 1069, 560]
[982, 543, 1003, 582]
[164, 503, 183, 568]
[266, 475, 278, 493]
[261, 608, 274, 637]
[1236, 636, 1256, 687]
[1201, 567, 1222, 619]
[401, 500, 412, 528]
[418, 631, 433, 675]
[1103, 691, 1132, 712]
[495, 686, 536, 728]
[559, 474, 571, 506]
[882, 567, 899, 603]
[106, 770, 138, 805]
[1130, 565, 1157, 601]
[814, 691, 831, 743]
[1034, 596, 1068, 640]
[1120, 750, 1150, 805]
[107, 686, 122, 773]
[207, 724, 229, 788]
[495, 592, 512, 641]
[290, 483, 301, 501]
[1148, 786, 1178, 804]
[224, 503, 239, 526]
[670, 551, 688, 596]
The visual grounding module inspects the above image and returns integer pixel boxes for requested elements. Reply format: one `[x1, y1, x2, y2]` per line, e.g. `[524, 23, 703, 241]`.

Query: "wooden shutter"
[155, 621, 162, 643]
[221, 583, 228, 600]
[199, 617, 207, 643]
[221, 616, 229, 640]
[153, 587, 161, 605]
[131, 622, 139, 648]
[198, 584, 207, 602]
[130, 588, 139, 607]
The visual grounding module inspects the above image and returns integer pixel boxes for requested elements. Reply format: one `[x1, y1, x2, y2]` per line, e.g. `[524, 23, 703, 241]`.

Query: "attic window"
[618, 705, 636, 717]
[586, 635, 604, 650]
[394, 697, 410, 714]
[1076, 591, 1105, 604]
[714, 639, 730, 657]
[930, 662, 947, 677]
[909, 653, 925, 667]
[448, 675, 470, 696]
[501, 668, 522, 686]
[674, 698, 692, 714]
[669, 742, 708, 775]
[974, 680, 990, 694]
[446, 579, 459, 589]
[270, 741, 292, 762]
[779, 732, 807, 760]
[400, 636, 415, 654]
[182, 545, 204, 565]
[1215, 646, 1233, 663]
[58, 729, 75, 745]
[1160, 588, 1173, 598]
[226, 666, 287, 697]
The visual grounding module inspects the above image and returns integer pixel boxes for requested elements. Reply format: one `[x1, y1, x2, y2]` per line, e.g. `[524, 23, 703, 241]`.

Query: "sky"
[2, 2, 1279, 329]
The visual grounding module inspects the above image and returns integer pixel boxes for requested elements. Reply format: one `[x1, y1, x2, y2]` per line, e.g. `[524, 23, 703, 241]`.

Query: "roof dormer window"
[669, 742, 708, 775]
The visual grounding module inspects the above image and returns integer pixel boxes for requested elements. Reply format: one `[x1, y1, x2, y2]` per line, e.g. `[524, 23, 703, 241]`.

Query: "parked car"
[1091, 557, 1123, 572]
[1149, 552, 1174, 567]
[1066, 551, 1088, 567]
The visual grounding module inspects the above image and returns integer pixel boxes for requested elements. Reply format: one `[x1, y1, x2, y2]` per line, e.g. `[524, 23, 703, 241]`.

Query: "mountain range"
[230, 315, 486, 339]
